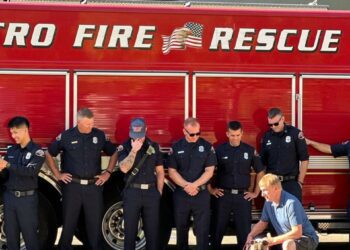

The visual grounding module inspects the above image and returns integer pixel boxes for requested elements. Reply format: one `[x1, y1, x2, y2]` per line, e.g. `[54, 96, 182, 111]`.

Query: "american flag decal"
[162, 22, 203, 55]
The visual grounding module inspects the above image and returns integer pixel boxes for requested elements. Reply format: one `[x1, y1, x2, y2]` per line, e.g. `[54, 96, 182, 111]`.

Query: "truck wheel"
[0, 192, 57, 250]
[102, 197, 146, 250]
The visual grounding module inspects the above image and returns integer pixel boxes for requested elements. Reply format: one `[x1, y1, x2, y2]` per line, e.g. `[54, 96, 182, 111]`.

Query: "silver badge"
[244, 152, 248, 160]
[199, 146, 204, 152]
[286, 136, 291, 143]
[93, 137, 98, 144]
[25, 152, 32, 160]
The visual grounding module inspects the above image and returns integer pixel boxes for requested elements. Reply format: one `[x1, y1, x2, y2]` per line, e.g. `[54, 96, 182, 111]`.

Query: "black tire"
[0, 191, 57, 250]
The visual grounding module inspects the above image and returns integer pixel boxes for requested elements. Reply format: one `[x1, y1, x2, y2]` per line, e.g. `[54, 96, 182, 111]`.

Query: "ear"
[226, 131, 230, 138]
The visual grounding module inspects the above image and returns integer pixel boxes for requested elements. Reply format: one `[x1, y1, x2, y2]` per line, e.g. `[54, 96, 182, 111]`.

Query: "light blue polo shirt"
[261, 190, 319, 244]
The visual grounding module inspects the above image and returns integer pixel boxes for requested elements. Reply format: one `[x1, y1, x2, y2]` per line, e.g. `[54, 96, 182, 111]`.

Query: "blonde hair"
[259, 174, 282, 190]
[184, 117, 199, 127]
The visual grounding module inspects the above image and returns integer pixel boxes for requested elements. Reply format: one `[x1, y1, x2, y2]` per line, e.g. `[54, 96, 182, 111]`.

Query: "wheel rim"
[0, 205, 26, 250]
[102, 201, 146, 249]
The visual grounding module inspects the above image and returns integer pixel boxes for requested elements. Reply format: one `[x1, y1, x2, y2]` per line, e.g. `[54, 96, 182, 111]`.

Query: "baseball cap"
[129, 118, 146, 139]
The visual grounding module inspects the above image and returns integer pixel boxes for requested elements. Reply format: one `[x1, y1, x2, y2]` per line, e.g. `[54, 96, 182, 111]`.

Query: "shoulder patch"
[105, 134, 110, 141]
[35, 149, 45, 157]
[117, 145, 124, 152]
[211, 146, 216, 154]
[254, 150, 259, 157]
[56, 133, 62, 141]
[342, 140, 349, 145]
[168, 148, 173, 155]
[298, 131, 305, 140]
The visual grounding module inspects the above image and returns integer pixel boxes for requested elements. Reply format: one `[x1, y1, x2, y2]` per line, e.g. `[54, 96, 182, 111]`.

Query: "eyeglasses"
[185, 129, 201, 137]
[268, 116, 282, 127]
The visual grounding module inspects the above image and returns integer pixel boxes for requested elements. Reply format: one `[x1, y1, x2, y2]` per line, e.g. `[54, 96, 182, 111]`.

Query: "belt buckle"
[278, 176, 284, 182]
[231, 189, 238, 195]
[80, 179, 88, 185]
[14, 191, 21, 197]
[140, 184, 149, 190]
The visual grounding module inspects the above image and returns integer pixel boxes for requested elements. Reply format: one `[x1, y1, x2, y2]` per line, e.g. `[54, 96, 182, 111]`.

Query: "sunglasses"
[268, 117, 282, 127]
[185, 129, 201, 137]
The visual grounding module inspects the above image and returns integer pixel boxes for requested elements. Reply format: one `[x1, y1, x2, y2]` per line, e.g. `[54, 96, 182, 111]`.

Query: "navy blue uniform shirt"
[48, 127, 116, 179]
[260, 125, 309, 176]
[4, 141, 45, 191]
[331, 140, 350, 165]
[118, 138, 163, 184]
[216, 142, 264, 189]
[168, 137, 217, 183]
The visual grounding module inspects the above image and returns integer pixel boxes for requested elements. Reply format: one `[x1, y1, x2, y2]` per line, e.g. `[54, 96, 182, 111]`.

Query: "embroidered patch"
[168, 148, 173, 155]
[56, 133, 62, 141]
[210, 146, 216, 154]
[298, 131, 305, 140]
[117, 145, 124, 152]
[35, 149, 45, 157]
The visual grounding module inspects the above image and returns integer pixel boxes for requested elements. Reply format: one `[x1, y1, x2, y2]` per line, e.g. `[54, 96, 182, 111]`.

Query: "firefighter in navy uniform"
[209, 121, 265, 250]
[0, 116, 45, 250]
[306, 138, 350, 219]
[45, 108, 117, 250]
[168, 117, 217, 250]
[119, 118, 164, 250]
[260, 108, 309, 201]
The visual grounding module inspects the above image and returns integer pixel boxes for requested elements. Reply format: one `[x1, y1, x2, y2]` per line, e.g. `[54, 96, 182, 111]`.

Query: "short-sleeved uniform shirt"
[261, 190, 319, 244]
[118, 138, 163, 184]
[216, 142, 265, 190]
[48, 127, 116, 179]
[331, 140, 350, 165]
[260, 125, 309, 176]
[4, 141, 45, 191]
[168, 137, 217, 183]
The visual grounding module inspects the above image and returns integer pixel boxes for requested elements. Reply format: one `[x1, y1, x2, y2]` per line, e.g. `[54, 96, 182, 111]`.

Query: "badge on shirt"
[199, 146, 204, 152]
[285, 136, 291, 143]
[244, 152, 248, 160]
[25, 152, 32, 160]
[93, 137, 98, 144]
[266, 140, 272, 146]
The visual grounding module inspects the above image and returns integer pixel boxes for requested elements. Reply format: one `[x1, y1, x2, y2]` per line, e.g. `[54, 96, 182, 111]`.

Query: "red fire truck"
[0, 1, 349, 249]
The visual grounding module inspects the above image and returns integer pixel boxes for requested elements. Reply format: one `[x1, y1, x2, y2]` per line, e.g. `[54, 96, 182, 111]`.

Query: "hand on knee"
[282, 239, 296, 250]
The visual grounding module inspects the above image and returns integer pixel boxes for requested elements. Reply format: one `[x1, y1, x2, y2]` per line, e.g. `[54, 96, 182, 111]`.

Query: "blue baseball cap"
[129, 118, 146, 139]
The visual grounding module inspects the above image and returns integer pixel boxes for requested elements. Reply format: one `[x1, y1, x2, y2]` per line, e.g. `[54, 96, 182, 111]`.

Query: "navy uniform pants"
[4, 191, 39, 250]
[211, 192, 251, 250]
[123, 187, 161, 250]
[59, 183, 103, 250]
[173, 189, 210, 250]
[282, 180, 302, 202]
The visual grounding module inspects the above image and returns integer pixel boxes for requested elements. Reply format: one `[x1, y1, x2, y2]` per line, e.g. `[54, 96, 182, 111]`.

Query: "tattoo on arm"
[120, 151, 137, 172]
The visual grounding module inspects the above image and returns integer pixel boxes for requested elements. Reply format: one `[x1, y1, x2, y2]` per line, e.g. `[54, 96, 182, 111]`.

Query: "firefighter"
[260, 108, 309, 201]
[306, 138, 350, 219]
[118, 118, 164, 250]
[45, 108, 117, 250]
[168, 117, 217, 250]
[0, 116, 45, 250]
[209, 121, 265, 250]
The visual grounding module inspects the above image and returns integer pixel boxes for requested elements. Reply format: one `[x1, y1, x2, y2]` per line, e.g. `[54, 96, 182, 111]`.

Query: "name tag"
[71, 141, 78, 144]
[177, 150, 184, 154]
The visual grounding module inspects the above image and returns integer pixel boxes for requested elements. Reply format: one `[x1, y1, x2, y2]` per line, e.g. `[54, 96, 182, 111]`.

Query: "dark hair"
[8, 116, 30, 129]
[268, 108, 283, 119]
[228, 121, 242, 131]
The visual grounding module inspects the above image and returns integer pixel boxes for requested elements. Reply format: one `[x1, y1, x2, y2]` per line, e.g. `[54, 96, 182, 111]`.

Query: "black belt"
[277, 175, 297, 182]
[9, 190, 36, 198]
[71, 177, 96, 185]
[129, 183, 155, 190]
[223, 188, 246, 195]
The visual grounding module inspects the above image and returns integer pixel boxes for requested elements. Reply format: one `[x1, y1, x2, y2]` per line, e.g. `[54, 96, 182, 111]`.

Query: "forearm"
[156, 165, 165, 192]
[168, 168, 189, 187]
[308, 140, 332, 154]
[254, 171, 265, 194]
[45, 151, 61, 178]
[193, 166, 214, 187]
[119, 150, 137, 173]
[106, 151, 118, 173]
[298, 160, 308, 183]
[248, 220, 268, 239]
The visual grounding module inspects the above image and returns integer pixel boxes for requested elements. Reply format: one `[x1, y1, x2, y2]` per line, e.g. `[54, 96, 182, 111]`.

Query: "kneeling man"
[246, 174, 318, 250]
